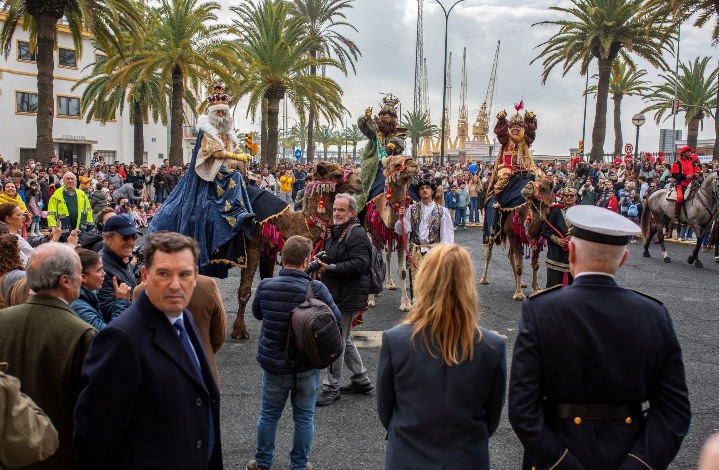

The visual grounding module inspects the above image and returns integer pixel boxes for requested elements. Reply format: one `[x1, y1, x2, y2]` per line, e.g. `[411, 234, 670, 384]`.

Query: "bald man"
[48, 171, 93, 232]
[0, 243, 95, 470]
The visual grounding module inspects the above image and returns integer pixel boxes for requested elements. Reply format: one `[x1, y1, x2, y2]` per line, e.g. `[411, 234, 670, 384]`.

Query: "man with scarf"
[542, 187, 577, 288]
[149, 83, 255, 277]
[355, 94, 406, 211]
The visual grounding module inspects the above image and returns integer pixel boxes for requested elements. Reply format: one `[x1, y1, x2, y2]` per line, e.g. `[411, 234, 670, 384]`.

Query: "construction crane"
[422, 58, 430, 117]
[457, 47, 468, 147]
[473, 40, 500, 144]
[413, 0, 424, 114]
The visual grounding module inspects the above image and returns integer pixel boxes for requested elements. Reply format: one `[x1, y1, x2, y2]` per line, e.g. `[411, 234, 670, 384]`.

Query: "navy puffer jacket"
[252, 268, 341, 375]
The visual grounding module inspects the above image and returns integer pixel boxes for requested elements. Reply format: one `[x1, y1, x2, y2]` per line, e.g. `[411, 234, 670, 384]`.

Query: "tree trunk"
[260, 98, 268, 166]
[169, 65, 184, 167]
[266, 89, 285, 169]
[133, 99, 145, 166]
[412, 136, 419, 159]
[353, 142, 357, 160]
[613, 94, 623, 157]
[34, 13, 57, 163]
[306, 53, 317, 165]
[687, 116, 700, 150]
[590, 56, 613, 161]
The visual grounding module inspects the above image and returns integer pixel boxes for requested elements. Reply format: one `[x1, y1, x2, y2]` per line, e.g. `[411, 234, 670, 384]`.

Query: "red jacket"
[671, 157, 700, 186]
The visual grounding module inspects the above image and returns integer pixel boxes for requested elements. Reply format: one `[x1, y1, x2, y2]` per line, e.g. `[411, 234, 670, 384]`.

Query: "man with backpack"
[247, 235, 341, 470]
[312, 193, 374, 407]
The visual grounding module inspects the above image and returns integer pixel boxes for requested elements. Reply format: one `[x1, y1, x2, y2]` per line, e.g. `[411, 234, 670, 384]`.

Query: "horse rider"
[671, 146, 702, 225]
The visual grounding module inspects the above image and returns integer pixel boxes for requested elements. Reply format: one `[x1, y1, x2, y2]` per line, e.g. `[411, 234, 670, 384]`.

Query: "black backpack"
[286, 282, 343, 369]
[347, 223, 386, 295]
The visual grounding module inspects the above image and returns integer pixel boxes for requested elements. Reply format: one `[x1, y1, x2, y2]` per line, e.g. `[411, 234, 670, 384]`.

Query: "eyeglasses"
[117, 234, 138, 241]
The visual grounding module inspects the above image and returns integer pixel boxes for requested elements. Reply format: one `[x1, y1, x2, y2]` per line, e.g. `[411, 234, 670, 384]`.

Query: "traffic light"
[673, 99, 681, 114]
[578, 140, 584, 156]
[245, 133, 259, 156]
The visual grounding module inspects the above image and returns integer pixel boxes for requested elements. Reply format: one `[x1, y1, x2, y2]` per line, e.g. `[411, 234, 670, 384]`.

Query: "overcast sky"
[220, 0, 717, 156]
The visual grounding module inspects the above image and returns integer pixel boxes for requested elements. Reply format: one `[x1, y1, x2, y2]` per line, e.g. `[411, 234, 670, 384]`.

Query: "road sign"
[624, 143, 634, 154]
[294, 148, 302, 160]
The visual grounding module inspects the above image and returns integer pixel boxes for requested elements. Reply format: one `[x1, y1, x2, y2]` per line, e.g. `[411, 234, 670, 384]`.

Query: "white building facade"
[0, 15, 186, 166]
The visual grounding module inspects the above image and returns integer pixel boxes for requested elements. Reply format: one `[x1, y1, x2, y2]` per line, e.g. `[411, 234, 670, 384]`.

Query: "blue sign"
[294, 149, 303, 160]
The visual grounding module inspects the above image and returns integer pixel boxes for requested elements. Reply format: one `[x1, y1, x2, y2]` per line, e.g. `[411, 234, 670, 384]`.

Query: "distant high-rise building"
[659, 129, 682, 156]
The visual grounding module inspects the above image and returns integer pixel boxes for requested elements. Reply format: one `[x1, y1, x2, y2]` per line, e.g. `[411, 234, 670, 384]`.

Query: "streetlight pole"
[632, 113, 646, 161]
[581, 72, 589, 161]
[436, 0, 465, 166]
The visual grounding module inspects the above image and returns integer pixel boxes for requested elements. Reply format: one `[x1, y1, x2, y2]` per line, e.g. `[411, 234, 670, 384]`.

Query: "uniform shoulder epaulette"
[528, 284, 563, 299]
[627, 288, 663, 304]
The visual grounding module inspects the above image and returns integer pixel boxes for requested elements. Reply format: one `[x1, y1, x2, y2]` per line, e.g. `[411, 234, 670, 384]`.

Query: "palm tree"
[586, 61, 650, 156]
[231, 0, 346, 168]
[0, 0, 142, 161]
[314, 125, 335, 161]
[641, 57, 718, 150]
[108, 0, 242, 167]
[288, 123, 309, 153]
[290, 0, 361, 165]
[344, 124, 365, 161]
[643, 0, 719, 159]
[531, 0, 673, 161]
[401, 110, 439, 159]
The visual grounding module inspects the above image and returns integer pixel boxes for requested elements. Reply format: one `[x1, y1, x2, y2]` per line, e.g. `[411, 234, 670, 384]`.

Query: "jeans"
[280, 190, 293, 207]
[469, 197, 479, 223]
[455, 207, 467, 227]
[679, 225, 694, 240]
[154, 186, 165, 203]
[255, 369, 321, 470]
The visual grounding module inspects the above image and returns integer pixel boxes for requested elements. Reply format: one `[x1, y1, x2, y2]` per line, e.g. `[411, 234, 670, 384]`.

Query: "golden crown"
[207, 83, 230, 106]
[378, 94, 400, 116]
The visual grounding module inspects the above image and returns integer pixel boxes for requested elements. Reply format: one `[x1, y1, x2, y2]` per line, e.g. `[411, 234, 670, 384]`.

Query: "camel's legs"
[232, 236, 261, 340]
[531, 249, 541, 292]
[509, 246, 526, 301]
[479, 241, 493, 285]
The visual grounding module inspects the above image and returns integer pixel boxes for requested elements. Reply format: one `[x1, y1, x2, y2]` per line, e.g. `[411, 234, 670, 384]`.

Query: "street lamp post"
[435, 0, 465, 166]
[632, 113, 646, 161]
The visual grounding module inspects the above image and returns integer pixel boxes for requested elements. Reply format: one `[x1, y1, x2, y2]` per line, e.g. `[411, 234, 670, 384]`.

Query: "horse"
[641, 172, 719, 268]
[479, 177, 555, 301]
[231, 162, 363, 339]
[363, 155, 419, 311]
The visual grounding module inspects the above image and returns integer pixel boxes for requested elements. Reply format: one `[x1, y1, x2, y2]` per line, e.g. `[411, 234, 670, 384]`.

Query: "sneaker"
[339, 382, 373, 394]
[246, 460, 271, 470]
[315, 389, 340, 406]
[462, 226, 467, 230]
[453, 226, 457, 231]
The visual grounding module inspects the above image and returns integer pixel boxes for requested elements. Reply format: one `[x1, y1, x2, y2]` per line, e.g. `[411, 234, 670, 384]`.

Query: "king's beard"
[377, 119, 397, 137]
[208, 112, 234, 135]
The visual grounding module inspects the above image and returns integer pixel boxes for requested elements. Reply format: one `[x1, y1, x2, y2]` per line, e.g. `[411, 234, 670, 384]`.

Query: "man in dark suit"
[0, 242, 95, 470]
[509, 205, 691, 470]
[74, 231, 222, 469]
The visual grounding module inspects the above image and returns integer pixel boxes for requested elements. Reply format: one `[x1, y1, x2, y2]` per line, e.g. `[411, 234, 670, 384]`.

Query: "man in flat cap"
[508, 205, 690, 470]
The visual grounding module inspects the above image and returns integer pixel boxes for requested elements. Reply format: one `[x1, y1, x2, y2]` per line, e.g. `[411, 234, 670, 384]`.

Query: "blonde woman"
[376, 244, 506, 470]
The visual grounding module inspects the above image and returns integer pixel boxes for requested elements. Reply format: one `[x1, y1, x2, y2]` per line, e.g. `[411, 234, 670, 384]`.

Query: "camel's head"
[521, 177, 554, 203]
[383, 155, 419, 186]
[311, 162, 363, 195]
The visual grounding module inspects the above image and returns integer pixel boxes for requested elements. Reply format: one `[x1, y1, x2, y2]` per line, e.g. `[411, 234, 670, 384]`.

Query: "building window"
[19, 148, 37, 164]
[95, 53, 106, 63]
[17, 41, 36, 62]
[95, 150, 116, 162]
[57, 96, 81, 118]
[58, 47, 77, 68]
[16, 91, 38, 114]
[158, 153, 164, 161]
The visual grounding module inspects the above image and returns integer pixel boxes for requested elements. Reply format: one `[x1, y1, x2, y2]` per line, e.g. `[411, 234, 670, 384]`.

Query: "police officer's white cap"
[566, 205, 641, 246]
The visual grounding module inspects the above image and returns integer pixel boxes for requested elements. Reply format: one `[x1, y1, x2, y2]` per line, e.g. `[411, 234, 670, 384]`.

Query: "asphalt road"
[213, 227, 718, 469]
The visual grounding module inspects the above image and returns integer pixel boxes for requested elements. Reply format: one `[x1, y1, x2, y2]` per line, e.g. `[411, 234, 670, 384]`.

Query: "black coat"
[541, 206, 570, 271]
[508, 275, 691, 470]
[98, 247, 135, 322]
[74, 292, 222, 469]
[320, 218, 372, 313]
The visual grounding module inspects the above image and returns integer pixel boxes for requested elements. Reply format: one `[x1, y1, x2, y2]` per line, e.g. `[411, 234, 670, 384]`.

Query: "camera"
[305, 251, 328, 274]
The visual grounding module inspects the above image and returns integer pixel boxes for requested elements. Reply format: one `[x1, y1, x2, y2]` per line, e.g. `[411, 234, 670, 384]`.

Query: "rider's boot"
[673, 200, 682, 226]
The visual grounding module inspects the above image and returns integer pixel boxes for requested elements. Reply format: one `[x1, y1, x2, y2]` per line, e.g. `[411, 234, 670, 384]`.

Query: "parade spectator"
[578, 180, 595, 205]
[74, 232, 222, 469]
[105, 165, 123, 190]
[163, 166, 180, 195]
[292, 164, 307, 201]
[508, 205, 691, 470]
[112, 181, 142, 205]
[153, 167, 166, 202]
[90, 181, 109, 218]
[618, 181, 635, 217]
[71, 248, 130, 330]
[98, 215, 140, 321]
[0, 233, 24, 309]
[0, 242, 95, 470]
[47, 172, 93, 232]
[313, 193, 373, 406]
[468, 174, 481, 224]
[79, 207, 117, 252]
[0, 202, 42, 264]
[639, 160, 657, 181]
[0, 181, 28, 213]
[445, 184, 458, 224]
[278, 169, 295, 206]
[246, 236, 340, 470]
[377, 244, 506, 470]
[117, 163, 127, 180]
[259, 168, 276, 193]
[455, 182, 469, 229]
[26, 183, 42, 236]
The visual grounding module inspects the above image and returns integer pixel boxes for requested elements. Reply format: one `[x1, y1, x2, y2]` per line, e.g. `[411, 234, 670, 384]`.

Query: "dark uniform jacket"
[321, 217, 372, 313]
[508, 274, 691, 470]
[0, 295, 95, 470]
[98, 246, 135, 322]
[74, 292, 222, 469]
[377, 324, 506, 470]
[541, 205, 570, 273]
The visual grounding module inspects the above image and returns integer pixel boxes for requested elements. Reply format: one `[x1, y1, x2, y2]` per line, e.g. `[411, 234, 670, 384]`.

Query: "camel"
[479, 177, 555, 300]
[363, 156, 419, 311]
[641, 172, 719, 267]
[231, 162, 363, 339]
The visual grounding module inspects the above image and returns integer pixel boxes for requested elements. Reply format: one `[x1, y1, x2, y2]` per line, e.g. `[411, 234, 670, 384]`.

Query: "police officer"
[508, 205, 690, 469]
